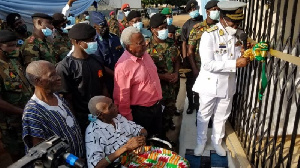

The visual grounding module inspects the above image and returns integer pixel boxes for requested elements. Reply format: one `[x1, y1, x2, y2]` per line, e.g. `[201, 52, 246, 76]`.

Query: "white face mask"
[224, 18, 237, 36]
[124, 11, 130, 17]
[133, 22, 143, 30]
[209, 10, 220, 21]
[157, 29, 168, 40]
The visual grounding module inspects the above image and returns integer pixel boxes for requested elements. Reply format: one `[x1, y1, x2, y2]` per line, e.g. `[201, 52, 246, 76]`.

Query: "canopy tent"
[0, 0, 94, 24]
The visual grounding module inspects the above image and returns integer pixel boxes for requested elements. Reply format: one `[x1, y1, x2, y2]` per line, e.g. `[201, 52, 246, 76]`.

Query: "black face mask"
[15, 24, 27, 34]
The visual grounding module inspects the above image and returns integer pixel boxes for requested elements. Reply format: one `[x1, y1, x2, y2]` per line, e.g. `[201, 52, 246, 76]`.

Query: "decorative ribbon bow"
[243, 42, 269, 100]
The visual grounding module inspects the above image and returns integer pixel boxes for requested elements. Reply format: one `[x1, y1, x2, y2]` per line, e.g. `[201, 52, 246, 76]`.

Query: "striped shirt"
[85, 114, 143, 168]
[22, 93, 84, 158]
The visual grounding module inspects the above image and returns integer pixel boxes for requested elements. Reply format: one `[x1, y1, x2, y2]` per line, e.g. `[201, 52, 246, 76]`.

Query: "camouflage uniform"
[121, 18, 128, 29]
[21, 35, 57, 66]
[108, 18, 120, 37]
[16, 31, 32, 48]
[187, 20, 212, 69]
[53, 30, 72, 61]
[0, 57, 33, 158]
[147, 37, 180, 131]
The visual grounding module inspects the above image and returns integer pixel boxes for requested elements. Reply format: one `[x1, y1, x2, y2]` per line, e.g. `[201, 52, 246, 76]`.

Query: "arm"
[113, 64, 132, 120]
[181, 26, 188, 59]
[187, 34, 200, 77]
[200, 32, 236, 73]
[62, 0, 77, 16]
[170, 48, 180, 83]
[94, 137, 145, 168]
[0, 98, 23, 115]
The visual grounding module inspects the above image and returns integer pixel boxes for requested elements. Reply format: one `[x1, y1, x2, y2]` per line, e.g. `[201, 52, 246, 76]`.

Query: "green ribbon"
[253, 42, 269, 100]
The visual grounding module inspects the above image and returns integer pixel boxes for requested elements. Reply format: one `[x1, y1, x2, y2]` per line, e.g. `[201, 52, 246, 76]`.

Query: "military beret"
[186, 0, 199, 12]
[218, 1, 246, 20]
[90, 11, 107, 26]
[127, 10, 141, 22]
[52, 13, 67, 22]
[121, 3, 130, 10]
[205, 0, 219, 9]
[109, 11, 115, 16]
[68, 23, 96, 40]
[161, 8, 172, 15]
[150, 13, 167, 28]
[32, 13, 53, 20]
[6, 13, 21, 27]
[0, 30, 17, 43]
[168, 25, 178, 34]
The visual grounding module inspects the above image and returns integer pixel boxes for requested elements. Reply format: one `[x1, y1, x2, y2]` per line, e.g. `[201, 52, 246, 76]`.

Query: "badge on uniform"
[17, 39, 24, 45]
[219, 29, 224, 36]
[219, 43, 226, 48]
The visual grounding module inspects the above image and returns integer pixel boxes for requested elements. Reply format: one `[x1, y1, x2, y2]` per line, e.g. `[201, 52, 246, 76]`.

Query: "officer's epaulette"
[206, 25, 218, 33]
[28, 35, 35, 44]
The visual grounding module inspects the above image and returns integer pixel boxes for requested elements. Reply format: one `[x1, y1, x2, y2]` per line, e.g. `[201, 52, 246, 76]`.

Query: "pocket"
[199, 74, 217, 95]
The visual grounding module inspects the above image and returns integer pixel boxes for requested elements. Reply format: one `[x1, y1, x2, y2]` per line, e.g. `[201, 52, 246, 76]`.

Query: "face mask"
[133, 22, 143, 30]
[88, 114, 98, 122]
[209, 10, 220, 21]
[124, 11, 130, 17]
[15, 24, 27, 34]
[67, 16, 75, 25]
[85, 15, 90, 20]
[82, 41, 98, 55]
[61, 28, 68, 34]
[189, 10, 200, 19]
[167, 18, 173, 25]
[41, 27, 53, 36]
[224, 18, 237, 35]
[157, 29, 168, 40]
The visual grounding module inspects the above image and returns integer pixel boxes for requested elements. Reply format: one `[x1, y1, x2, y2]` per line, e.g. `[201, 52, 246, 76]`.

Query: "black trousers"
[131, 102, 163, 138]
[185, 71, 199, 106]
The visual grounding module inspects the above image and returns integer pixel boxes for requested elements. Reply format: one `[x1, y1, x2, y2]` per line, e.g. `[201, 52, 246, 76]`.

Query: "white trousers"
[196, 95, 233, 145]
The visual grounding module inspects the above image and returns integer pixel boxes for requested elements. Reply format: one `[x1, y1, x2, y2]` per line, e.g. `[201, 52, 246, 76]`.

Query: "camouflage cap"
[161, 8, 172, 15]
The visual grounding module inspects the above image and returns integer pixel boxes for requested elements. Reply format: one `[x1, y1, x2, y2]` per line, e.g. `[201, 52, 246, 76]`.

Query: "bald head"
[26, 60, 53, 85]
[88, 96, 112, 116]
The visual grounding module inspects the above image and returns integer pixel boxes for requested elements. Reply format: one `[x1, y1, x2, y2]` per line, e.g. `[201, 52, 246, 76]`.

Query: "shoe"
[213, 143, 226, 156]
[186, 105, 194, 114]
[194, 144, 206, 156]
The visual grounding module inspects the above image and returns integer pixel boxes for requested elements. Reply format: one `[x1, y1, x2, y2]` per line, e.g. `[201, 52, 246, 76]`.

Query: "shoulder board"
[206, 25, 218, 33]
[27, 36, 35, 44]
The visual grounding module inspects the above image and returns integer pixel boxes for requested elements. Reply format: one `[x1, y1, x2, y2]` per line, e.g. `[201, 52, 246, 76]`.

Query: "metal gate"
[229, 0, 300, 167]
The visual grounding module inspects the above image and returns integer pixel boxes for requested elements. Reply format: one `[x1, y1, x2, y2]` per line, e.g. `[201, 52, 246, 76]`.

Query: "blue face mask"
[88, 114, 98, 122]
[85, 15, 90, 20]
[61, 28, 68, 34]
[41, 27, 53, 36]
[157, 29, 168, 40]
[167, 18, 173, 25]
[189, 10, 200, 19]
[133, 22, 143, 30]
[82, 41, 98, 55]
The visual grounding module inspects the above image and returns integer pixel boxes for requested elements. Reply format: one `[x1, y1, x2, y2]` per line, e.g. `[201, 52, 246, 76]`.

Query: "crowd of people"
[0, 0, 251, 167]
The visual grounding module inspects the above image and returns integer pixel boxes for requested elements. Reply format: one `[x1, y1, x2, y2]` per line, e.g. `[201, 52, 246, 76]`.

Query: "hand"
[241, 42, 254, 55]
[68, 0, 77, 6]
[236, 57, 250, 68]
[169, 72, 179, 83]
[124, 136, 145, 151]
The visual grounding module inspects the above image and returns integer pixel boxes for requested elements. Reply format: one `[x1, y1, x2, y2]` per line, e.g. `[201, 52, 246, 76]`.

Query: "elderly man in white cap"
[193, 1, 250, 156]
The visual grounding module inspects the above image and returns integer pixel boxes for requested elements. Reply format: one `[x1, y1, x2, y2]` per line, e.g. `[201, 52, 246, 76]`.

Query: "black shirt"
[56, 54, 106, 115]
[181, 15, 203, 42]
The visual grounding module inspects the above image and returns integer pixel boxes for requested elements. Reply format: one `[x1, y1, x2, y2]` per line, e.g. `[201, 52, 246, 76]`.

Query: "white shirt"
[193, 22, 243, 98]
[85, 114, 143, 168]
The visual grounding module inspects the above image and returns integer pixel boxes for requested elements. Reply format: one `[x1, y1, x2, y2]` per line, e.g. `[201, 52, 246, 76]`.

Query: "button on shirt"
[85, 114, 143, 168]
[113, 50, 162, 120]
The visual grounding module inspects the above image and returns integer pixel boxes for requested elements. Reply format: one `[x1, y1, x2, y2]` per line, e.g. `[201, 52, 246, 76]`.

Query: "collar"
[125, 50, 143, 62]
[31, 93, 62, 109]
[94, 115, 118, 129]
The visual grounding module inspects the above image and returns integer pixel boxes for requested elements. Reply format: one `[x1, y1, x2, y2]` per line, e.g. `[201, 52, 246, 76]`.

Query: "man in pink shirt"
[114, 27, 163, 138]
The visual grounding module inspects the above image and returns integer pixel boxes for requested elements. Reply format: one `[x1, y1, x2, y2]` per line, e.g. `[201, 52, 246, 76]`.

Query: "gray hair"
[88, 96, 107, 116]
[120, 26, 140, 46]
[25, 60, 50, 86]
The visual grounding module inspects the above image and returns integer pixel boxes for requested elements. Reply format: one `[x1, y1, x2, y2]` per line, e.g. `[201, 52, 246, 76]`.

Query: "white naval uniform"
[193, 22, 243, 145]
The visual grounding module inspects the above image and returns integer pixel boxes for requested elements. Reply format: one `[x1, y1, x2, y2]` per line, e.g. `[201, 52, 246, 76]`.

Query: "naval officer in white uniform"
[193, 1, 250, 156]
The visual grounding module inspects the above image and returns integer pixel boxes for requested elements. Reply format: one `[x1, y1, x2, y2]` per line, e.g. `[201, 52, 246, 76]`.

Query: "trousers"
[197, 95, 233, 145]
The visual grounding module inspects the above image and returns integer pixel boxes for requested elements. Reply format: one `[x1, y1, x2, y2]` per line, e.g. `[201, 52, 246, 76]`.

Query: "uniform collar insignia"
[219, 29, 224, 36]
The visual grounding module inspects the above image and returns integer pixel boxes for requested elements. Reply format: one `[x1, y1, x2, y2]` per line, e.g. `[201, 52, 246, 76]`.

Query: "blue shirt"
[22, 93, 84, 158]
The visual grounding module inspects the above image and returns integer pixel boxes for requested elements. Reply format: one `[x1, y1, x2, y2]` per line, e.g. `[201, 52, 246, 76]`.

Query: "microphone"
[240, 33, 248, 50]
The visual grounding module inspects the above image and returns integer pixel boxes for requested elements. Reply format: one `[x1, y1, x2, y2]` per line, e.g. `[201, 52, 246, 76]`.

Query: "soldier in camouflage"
[21, 13, 57, 67]
[108, 11, 121, 37]
[0, 30, 33, 161]
[52, 13, 72, 61]
[148, 14, 180, 132]
[186, 1, 220, 114]
[120, 3, 131, 29]
[6, 13, 32, 48]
